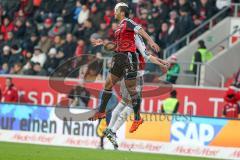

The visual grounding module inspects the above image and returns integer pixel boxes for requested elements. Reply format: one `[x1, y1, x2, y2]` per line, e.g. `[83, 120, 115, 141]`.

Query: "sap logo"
[171, 122, 214, 146]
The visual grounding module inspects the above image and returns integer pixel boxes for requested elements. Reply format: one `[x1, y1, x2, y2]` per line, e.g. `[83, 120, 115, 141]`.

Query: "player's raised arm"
[91, 38, 116, 51]
[137, 28, 160, 52]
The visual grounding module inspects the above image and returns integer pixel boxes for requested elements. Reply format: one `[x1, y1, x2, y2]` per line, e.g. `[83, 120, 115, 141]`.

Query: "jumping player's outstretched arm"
[135, 34, 169, 73]
[137, 28, 160, 53]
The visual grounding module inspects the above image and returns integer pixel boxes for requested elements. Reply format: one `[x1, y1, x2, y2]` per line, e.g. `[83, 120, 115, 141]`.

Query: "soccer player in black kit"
[89, 2, 160, 133]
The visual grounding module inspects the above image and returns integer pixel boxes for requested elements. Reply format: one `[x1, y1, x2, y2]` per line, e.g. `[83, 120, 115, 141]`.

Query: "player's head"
[170, 90, 177, 98]
[114, 2, 129, 20]
[6, 77, 12, 88]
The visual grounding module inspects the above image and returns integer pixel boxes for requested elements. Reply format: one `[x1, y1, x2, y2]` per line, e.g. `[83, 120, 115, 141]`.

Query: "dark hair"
[119, 6, 129, 18]
[198, 40, 206, 49]
[170, 90, 177, 97]
[6, 77, 12, 81]
[34, 62, 41, 66]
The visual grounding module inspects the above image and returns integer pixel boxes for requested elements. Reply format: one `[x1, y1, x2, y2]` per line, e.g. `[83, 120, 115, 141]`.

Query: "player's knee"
[119, 112, 126, 120]
[104, 81, 113, 90]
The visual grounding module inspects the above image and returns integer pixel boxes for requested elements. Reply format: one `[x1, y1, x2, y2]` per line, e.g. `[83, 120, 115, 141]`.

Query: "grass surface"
[0, 142, 213, 160]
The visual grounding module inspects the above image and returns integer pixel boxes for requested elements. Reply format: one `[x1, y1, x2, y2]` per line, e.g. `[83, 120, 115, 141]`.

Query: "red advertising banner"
[0, 76, 226, 117]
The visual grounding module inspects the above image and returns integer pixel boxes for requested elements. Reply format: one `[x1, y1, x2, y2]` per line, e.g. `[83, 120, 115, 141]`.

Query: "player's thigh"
[124, 79, 137, 95]
[104, 73, 121, 90]
[109, 54, 128, 78]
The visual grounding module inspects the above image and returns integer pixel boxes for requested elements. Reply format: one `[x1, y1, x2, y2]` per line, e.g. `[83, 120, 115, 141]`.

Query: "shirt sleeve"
[126, 19, 142, 33]
[135, 34, 150, 60]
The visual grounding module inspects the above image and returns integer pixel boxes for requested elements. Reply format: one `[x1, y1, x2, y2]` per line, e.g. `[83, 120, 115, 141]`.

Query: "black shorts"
[109, 52, 138, 80]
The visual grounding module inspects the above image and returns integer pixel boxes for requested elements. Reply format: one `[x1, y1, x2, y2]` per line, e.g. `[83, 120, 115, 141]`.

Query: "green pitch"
[0, 142, 213, 160]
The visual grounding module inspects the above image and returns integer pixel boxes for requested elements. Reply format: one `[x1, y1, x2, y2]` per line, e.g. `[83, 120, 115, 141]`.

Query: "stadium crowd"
[0, 0, 235, 79]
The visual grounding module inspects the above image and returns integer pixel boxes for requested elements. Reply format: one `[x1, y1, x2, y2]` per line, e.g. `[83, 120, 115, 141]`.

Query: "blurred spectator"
[193, 0, 215, 28]
[168, 10, 178, 35]
[147, 24, 157, 42]
[24, 19, 38, 40]
[166, 55, 180, 84]
[173, 0, 193, 13]
[11, 62, 23, 75]
[153, 0, 169, 23]
[161, 90, 179, 114]
[73, 0, 82, 23]
[0, 63, 9, 74]
[44, 48, 59, 75]
[98, 22, 108, 38]
[108, 22, 118, 40]
[61, 33, 77, 59]
[49, 17, 66, 37]
[42, 18, 53, 34]
[195, 0, 214, 20]
[1, 17, 14, 41]
[31, 46, 47, 67]
[18, 0, 33, 17]
[90, 3, 103, 29]
[78, 4, 89, 25]
[8, 45, 25, 69]
[1, 0, 20, 18]
[157, 22, 170, 50]
[73, 19, 95, 42]
[0, 45, 11, 66]
[103, 8, 114, 27]
[167, 10, 179, 54]
[14, 9, 27, 22]
[13, 18, 26, 39]
[23, 61, 35, 75]
[177, 7, 194, 40]
[0, 33, 4, 49]
[75, 39, 86, 57]
[55, 49, 65, 65]
[22, 50, 33, 72]
[149, 7, 162, 29]
[4, 31, 17, 47]
[138, 9, 148, 30]
[38, 32, 52, 53]
[32, 62, 47, 76]
[189, 40, 213, 75]
[68, 85, 90, 108]
[61, 0, 75, 23]
[23, 33, 39, 52]
[1, 77, 18, 103]
[52, 35, 63, 50]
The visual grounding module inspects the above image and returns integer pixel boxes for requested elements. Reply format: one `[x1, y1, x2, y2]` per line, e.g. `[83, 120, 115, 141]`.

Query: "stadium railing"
[163, 3, 240, 59]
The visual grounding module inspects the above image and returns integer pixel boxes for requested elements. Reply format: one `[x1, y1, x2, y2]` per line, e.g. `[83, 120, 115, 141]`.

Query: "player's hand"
[161, 65, 168, 74]
[163, 60, 170, 68]
[148, 41, 160, 52]
[91, 38, 103, 46]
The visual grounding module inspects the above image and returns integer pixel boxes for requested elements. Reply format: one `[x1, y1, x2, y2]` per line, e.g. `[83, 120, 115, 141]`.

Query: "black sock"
[99, 90, 112, 112]
[131, 94, 142, 121]
[100, 137, 104, 149]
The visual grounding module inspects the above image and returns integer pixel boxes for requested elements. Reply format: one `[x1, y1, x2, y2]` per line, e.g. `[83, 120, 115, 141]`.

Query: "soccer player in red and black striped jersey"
[89, 2, 160, 128]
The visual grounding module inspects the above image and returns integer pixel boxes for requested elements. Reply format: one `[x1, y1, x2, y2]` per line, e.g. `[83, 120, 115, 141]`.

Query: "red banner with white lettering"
[0, 76, 226, 117]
